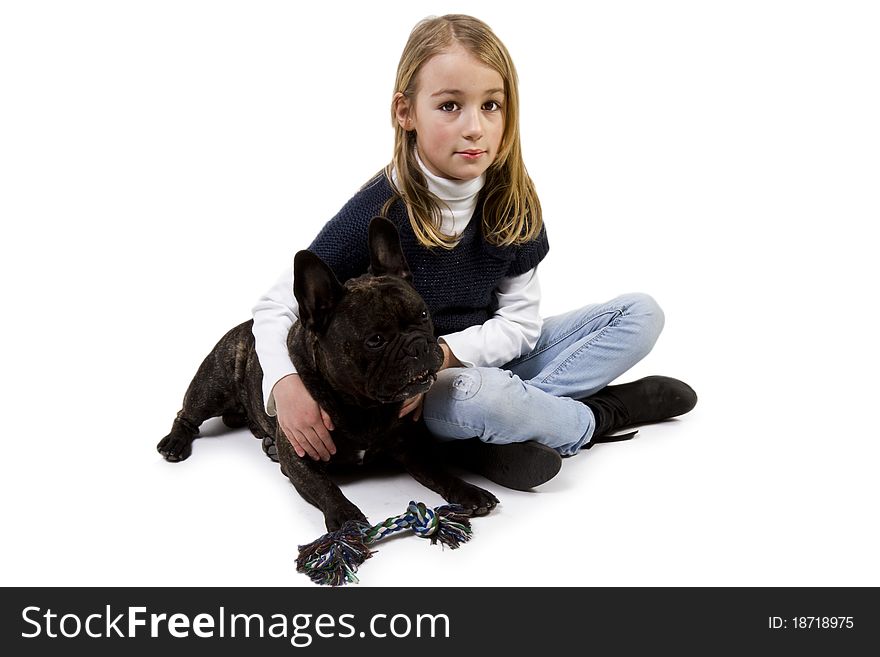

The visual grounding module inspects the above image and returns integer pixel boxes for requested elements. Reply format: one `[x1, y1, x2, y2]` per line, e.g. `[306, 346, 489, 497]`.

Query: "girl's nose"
[461, 108, 483, 140]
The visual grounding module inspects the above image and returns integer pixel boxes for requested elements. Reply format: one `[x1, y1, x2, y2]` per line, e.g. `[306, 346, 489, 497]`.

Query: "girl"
[252, 14, 696, 491]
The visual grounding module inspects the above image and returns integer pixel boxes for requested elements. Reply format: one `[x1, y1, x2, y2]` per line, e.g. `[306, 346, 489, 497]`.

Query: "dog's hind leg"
[222, 407, 248, 429]
[157, 354, 237, 463]
[157, 412, 202, 462]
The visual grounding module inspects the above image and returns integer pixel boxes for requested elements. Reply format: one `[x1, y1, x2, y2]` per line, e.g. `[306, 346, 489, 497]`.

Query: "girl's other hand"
[440, 342, 461, 370]
[398, 393, 425, 420]
[273, 374, 336, 461]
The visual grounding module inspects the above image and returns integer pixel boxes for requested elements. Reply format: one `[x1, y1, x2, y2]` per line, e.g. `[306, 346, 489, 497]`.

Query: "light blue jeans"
[422, 293, 665, 456]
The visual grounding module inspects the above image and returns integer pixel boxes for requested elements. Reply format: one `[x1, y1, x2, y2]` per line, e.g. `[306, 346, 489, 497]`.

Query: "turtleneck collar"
[415, 150, 486, 203]
[414, 150, 485, 239]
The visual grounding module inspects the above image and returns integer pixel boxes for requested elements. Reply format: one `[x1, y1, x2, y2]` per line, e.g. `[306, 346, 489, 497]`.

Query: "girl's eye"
[483, 100, 502, 112]
[439, 101, 459, 112]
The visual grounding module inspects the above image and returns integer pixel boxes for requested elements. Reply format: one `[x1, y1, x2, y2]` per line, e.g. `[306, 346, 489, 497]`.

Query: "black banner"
[2, 587, 877, 654]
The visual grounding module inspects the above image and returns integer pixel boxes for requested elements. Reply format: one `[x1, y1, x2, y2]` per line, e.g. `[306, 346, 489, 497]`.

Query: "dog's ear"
[368, 216, 412, 282]
[293, 250, 345, 333]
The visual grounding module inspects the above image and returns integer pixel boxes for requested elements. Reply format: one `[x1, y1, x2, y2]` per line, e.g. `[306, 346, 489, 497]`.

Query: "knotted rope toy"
[296, 501, 473, 586]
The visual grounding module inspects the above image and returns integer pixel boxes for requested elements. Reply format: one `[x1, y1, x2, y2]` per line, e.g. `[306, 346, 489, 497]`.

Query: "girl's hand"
[273, 374, 336, 461]
[398, 393, 425, 420]
[440, 342, 461, 369]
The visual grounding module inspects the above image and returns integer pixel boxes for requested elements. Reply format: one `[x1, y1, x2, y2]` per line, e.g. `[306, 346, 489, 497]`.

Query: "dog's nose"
[400, 334, 432, 359]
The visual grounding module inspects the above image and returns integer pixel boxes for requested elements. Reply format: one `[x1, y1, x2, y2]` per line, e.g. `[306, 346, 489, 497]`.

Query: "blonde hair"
[383, 14, 543, 249]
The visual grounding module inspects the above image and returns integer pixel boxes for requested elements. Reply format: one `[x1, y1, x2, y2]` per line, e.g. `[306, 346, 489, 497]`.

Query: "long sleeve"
[251, 265, 300, 415]
[249, 176, 381, 416]
[439, 266, 542, 368]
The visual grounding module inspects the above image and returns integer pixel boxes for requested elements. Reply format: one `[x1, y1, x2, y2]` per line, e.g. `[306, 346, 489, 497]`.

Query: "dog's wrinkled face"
[293, 217, 444, 404]
[322, 276, 444, 403]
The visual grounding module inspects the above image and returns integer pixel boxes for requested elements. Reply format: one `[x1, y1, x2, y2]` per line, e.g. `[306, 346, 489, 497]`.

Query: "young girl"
[252, 14, 696, 490]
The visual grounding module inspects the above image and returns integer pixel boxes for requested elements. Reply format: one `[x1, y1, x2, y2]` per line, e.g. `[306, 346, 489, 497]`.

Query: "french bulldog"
[157, 217, 499, 531]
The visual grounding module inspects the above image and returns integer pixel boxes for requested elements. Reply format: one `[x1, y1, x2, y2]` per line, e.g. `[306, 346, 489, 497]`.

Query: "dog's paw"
[157, 434, 193, 462]
[446, 481, 499, 517]
[261, 435, 280, 462]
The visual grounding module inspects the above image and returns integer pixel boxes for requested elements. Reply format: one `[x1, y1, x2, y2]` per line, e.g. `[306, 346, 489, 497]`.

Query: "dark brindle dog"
[157, 217, 498, 530]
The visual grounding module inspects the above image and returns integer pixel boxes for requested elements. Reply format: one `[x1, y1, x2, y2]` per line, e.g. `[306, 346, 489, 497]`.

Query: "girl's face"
[396, 45, 505, 181]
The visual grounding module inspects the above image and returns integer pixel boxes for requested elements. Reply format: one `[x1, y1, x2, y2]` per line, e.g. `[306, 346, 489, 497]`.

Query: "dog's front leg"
[393, 438, 499, 517]
[275, 432, 367, 532]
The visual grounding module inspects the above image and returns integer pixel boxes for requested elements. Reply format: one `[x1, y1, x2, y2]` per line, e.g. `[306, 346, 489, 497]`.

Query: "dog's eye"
[365, 334, 386, 349]
[420, 310, 428, 320]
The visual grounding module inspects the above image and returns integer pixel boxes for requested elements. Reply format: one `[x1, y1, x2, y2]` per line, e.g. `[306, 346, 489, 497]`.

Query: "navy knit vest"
[308, 174, 550, 337]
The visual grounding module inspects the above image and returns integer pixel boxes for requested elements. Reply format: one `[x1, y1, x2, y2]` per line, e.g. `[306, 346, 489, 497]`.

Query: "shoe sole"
[470, 441, 562, 491]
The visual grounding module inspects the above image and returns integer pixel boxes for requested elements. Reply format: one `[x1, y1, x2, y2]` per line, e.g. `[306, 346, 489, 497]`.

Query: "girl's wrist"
[440, 343, 461, 370]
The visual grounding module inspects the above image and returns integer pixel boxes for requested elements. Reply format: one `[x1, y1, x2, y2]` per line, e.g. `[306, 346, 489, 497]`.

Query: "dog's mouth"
[383, 369, 437, 402]
[408, 369, 432, 387]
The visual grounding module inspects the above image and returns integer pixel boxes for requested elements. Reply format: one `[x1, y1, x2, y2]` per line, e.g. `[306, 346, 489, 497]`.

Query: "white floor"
[6, 346, 877, 588]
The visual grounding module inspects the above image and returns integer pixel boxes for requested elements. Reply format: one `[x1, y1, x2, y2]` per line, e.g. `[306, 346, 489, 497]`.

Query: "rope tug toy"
[296, 501, 473, 586]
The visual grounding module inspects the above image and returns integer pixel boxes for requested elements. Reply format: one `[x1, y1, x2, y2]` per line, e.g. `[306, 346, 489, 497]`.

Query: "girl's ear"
[393, 92, 413, 131]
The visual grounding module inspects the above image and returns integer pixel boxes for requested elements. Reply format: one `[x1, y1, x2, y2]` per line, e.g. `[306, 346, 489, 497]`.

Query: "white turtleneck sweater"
[251, 156, 543, 414]
[409, 151, 486, 240]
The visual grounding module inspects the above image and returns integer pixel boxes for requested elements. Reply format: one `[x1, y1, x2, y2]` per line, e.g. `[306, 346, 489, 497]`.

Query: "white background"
[2, 0, 878, 587]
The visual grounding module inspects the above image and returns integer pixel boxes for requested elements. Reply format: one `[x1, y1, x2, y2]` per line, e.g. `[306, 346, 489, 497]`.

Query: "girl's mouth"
[457, 150, 485, 160]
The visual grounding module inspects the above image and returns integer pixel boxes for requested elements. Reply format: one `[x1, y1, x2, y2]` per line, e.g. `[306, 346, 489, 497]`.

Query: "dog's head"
[293, 217, 445, 404]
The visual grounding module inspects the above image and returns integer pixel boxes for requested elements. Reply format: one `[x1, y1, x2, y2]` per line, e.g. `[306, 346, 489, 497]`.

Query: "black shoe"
[581, 376, 697, 444]
[438, 439, 562, 491]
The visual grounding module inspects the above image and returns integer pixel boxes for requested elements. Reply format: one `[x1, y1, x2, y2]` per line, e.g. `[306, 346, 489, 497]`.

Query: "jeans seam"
[423, 414, 482, 434]
[540, 311, 624, 385]
[515, 306, 626, 365]
[422, 417, 483, 440]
